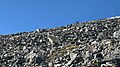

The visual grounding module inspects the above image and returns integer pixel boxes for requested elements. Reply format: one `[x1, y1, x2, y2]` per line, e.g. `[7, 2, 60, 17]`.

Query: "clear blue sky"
[0, 0, 120, 34]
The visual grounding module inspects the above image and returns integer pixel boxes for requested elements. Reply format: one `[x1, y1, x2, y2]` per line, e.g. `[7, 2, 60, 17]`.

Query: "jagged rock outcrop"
[0, 16, 120, 67]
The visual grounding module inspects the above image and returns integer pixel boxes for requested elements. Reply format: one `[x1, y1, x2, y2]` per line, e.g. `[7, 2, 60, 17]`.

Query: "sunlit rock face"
[0, 16, 120, 67]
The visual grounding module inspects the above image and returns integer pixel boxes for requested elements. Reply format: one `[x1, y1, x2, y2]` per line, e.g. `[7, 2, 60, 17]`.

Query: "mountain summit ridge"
[107, 16, 120, 19]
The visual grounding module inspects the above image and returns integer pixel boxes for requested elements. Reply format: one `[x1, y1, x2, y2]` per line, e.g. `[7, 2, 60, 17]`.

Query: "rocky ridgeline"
[0, 16, 120, 67]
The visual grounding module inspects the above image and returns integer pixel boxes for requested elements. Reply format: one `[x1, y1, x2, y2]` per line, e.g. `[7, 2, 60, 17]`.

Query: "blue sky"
[0, 0, 120, 34]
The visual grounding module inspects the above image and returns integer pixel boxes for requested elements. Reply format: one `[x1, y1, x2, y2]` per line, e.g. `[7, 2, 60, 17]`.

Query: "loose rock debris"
[0, 16, 120, 67]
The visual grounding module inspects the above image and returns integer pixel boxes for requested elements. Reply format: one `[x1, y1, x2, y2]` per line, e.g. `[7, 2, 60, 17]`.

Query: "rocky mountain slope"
[0, 16, 120, 67]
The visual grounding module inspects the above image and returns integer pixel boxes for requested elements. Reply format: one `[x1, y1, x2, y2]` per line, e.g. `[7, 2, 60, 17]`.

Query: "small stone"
[48, 37, 53, 44]
[5, 55, 14, 60]
[4, 54, 8, 57]
[25, 51, 38, 64]
[95, 53, 104, 60]
[0, 64, 2, 67]
[16, 57, 26, 65]
[54, 64, 61, 67]
[48, 35, 60, 43]
[97, 32, 105, 41]
[91, 41, 97, 45]
[39, 39, 43, 42]
[70, 53, 77, 61]
[36, 56, 44, 64]
[65, 53, 77, 66]
[36, 29, 40, 32]
[23, 46, 26, 50]
[48, 62, 53, 67]
[22, 42, 26, 45]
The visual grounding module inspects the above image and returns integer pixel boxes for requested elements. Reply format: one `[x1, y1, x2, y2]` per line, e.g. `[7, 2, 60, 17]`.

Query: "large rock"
[113, 30, 120, 38]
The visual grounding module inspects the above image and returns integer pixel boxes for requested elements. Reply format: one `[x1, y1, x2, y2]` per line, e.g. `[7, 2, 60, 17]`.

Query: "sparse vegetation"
[48, 44, 80, 61]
